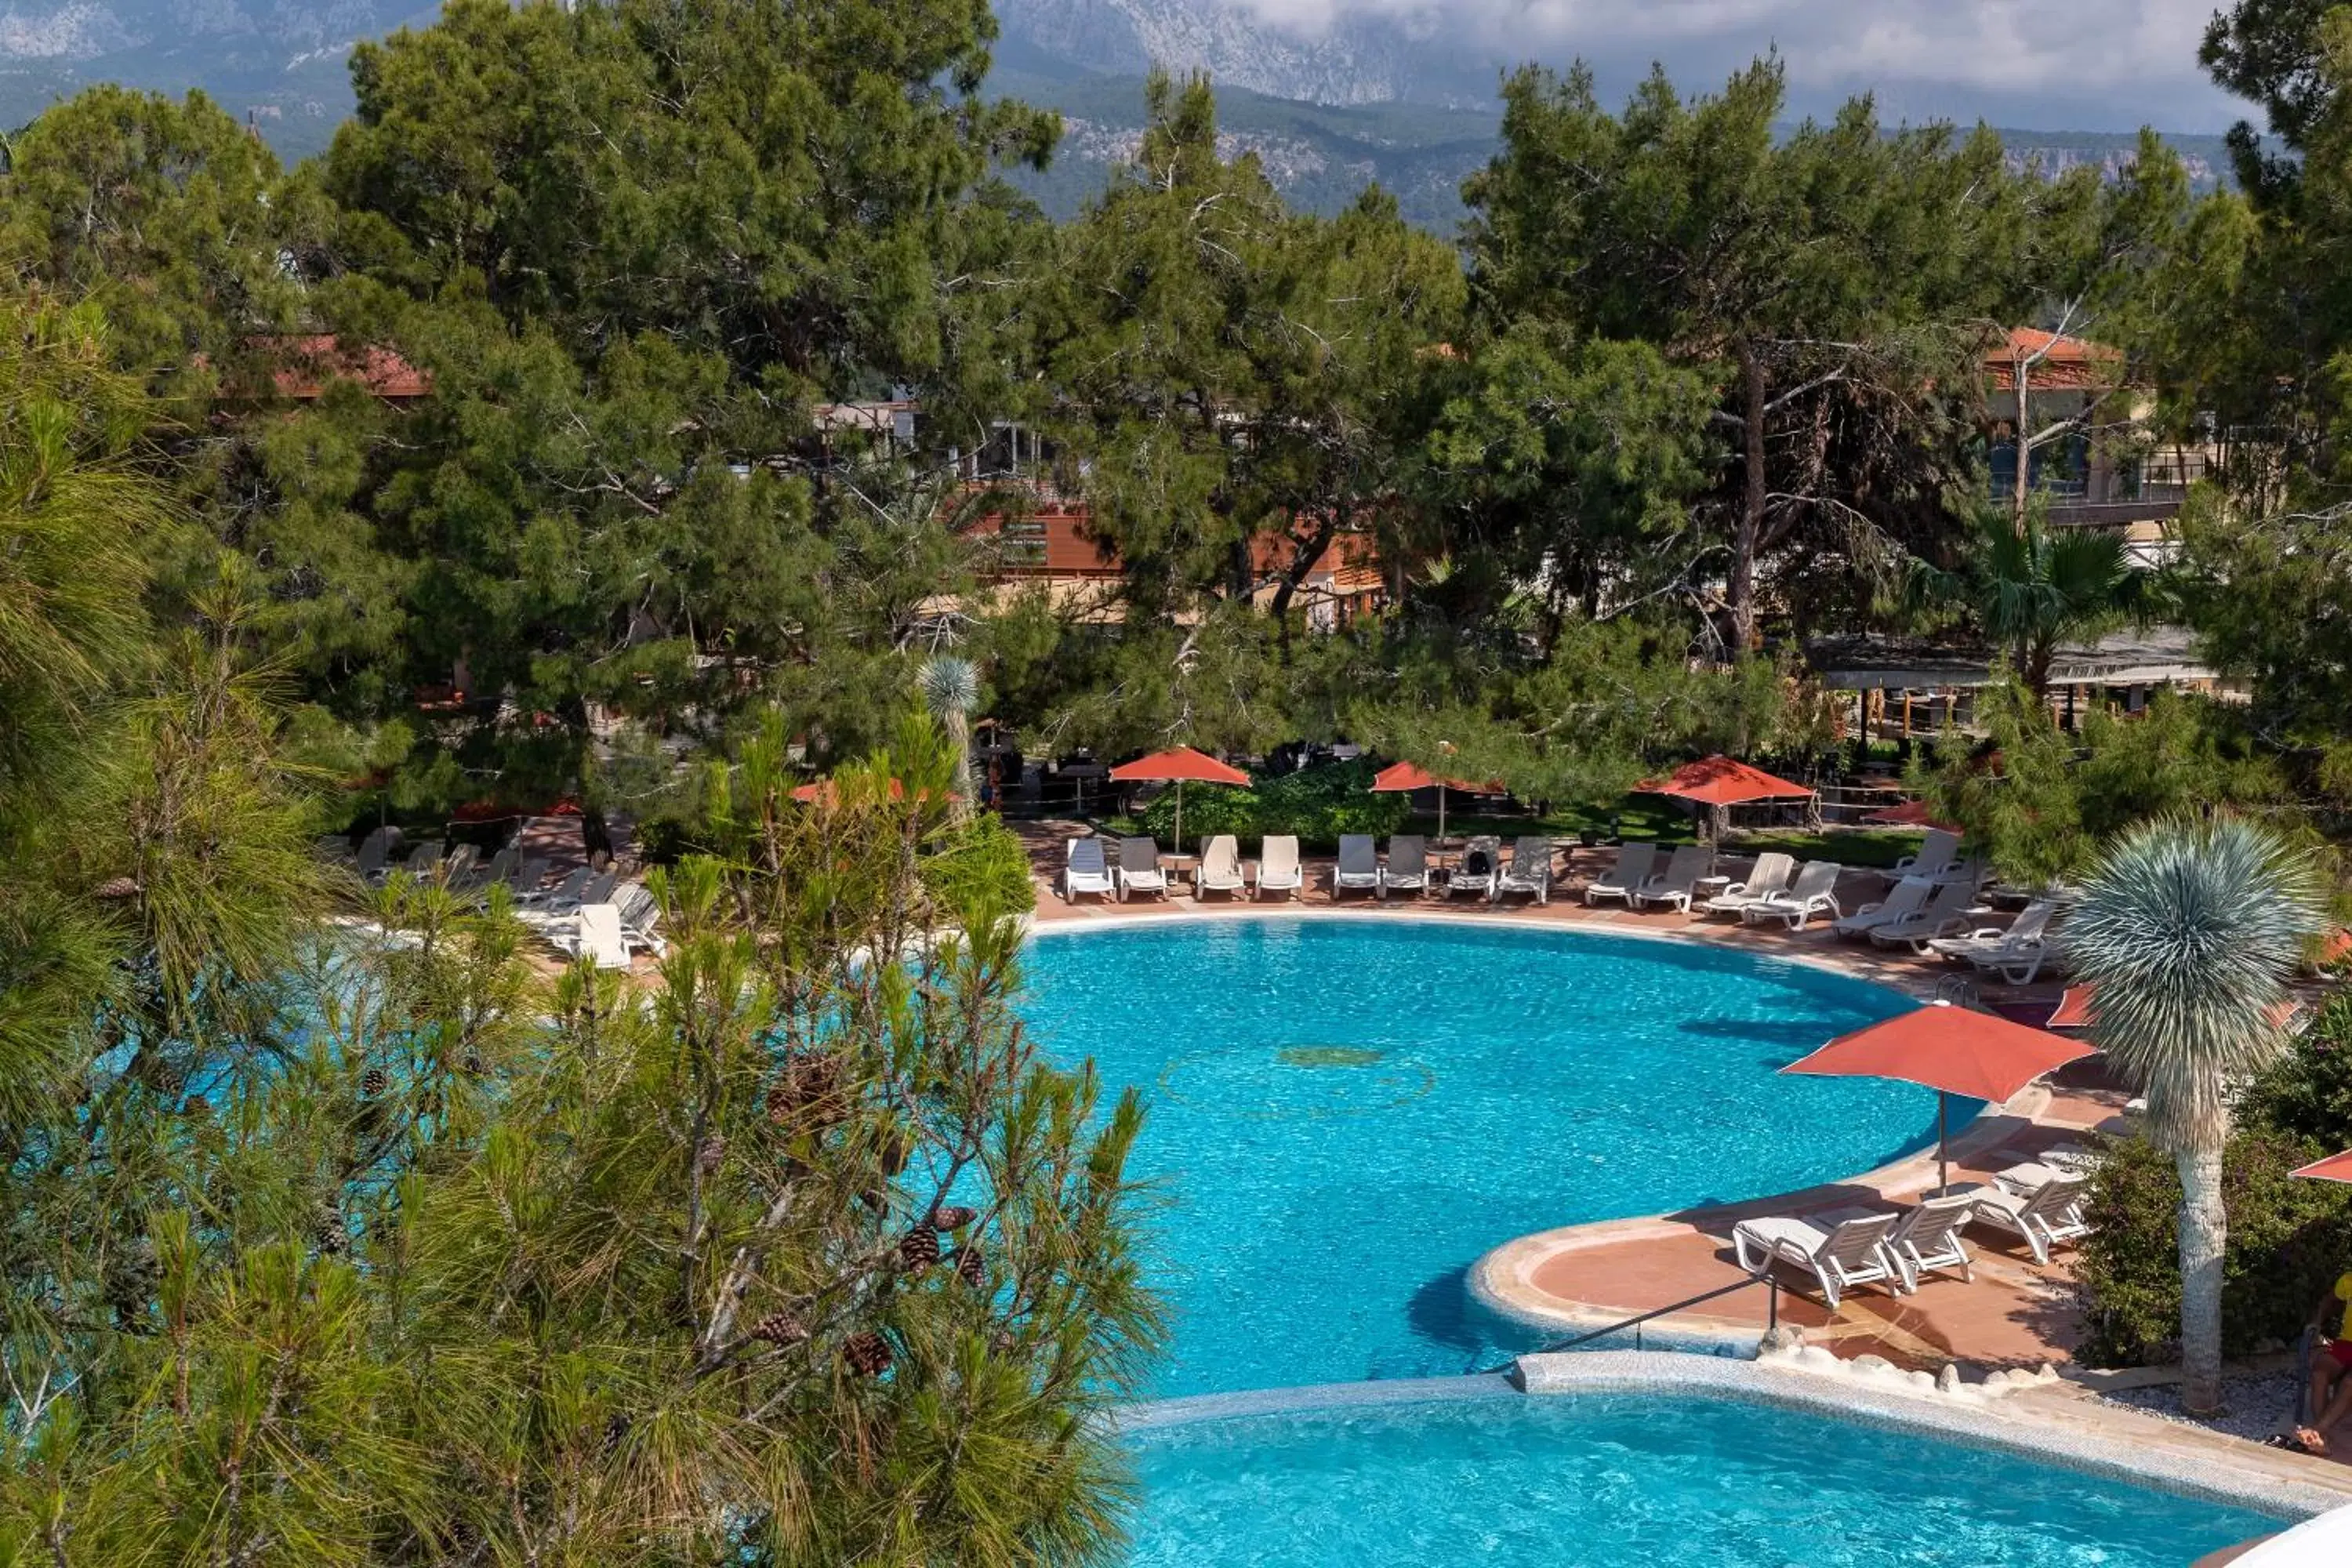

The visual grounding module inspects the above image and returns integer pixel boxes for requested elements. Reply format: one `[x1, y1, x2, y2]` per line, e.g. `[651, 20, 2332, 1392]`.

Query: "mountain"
[0, 0, 2238, 228]
[993, 0, 1496, 109]
[0, 1, 433, 158]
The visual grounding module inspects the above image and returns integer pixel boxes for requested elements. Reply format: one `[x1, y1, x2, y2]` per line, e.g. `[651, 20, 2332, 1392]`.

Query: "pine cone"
[360, 1066, 389, 1098]
[931, 1206, 977, 1231]
[751, 1310, 808, 1345]
[601, 1413, 630, 1455]
[314, 1206, 347, 1256]
[879, 1129, 911, 1177]
[954, 1247, 986, 1290]
[461, 1050, 486, 1076]
[843, 1331, 892, 1377]
[898, 1228, 939, 1272]
[695, 1134, 725, 1175]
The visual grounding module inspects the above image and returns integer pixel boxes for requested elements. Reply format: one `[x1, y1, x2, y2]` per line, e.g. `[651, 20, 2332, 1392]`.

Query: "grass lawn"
[1727, 828, 1924, 869]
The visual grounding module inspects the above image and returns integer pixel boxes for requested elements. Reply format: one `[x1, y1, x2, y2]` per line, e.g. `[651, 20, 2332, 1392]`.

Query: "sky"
[1229, 0, 2253, 132]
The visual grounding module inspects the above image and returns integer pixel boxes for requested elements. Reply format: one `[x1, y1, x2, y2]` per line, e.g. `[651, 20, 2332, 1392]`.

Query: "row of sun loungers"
[1731, 1164, 2092, 1308]
[1060, 829, 2058, 975]
[331, 827, 665, 968]
[1063, 834, 1554, 903]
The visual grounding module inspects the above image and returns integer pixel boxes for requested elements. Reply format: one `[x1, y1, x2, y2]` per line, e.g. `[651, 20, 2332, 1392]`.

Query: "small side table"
[1693, 874, 1733, 903]
[1157, 852, 1200, 888]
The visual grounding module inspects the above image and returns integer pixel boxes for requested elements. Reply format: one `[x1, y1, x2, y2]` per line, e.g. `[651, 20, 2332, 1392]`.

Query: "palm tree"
[2066, 817, 2326, 1414]
[1915, 502, 2138, 700]
[918, 655, 979, 822]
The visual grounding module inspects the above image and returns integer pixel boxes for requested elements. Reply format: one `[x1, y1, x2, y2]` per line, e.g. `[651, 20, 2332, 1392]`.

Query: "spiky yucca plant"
[2067, 817, 2326, 1413]
[919, 655, 980, 821]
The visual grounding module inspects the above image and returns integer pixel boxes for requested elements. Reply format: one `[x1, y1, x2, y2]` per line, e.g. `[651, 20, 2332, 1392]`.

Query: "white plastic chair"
[1732, 1210, 1900, 1309]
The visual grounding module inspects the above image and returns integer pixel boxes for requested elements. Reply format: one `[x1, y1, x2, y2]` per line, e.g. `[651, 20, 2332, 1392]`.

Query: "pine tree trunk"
[2175, 1140, 2228, 1415]
[945, 710, 974, 826]
[2013, 351, 2031, 537]
[1730, 342, 1766, 653]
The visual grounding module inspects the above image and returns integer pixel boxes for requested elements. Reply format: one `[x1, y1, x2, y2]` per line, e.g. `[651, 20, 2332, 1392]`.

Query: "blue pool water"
[1017, 917, 1941, 1397]
[1126, 1394, 2281, 1566]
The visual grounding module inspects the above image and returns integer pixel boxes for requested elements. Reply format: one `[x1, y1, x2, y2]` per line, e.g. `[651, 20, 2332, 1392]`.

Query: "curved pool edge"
[1117, 1352, 2352, 1524]
[1017, 903, 1947, 1006]
[1468, 1083, 2056, 1342]
[1019, 906, 2018, 1352]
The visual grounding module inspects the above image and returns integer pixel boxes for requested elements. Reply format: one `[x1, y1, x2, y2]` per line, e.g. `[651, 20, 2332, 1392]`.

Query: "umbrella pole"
[1174, 780, 1184, 855]
[1438, 782, 1446, 842]
[1937, 1091, 1950, 1197]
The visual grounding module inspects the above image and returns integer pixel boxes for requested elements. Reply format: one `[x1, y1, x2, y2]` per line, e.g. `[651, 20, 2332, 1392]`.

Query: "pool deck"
[1023, 823, 2352, 1485]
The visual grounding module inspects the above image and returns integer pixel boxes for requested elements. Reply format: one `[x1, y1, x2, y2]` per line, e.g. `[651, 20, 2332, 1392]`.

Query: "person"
[2292, 1271, 2352, 1454]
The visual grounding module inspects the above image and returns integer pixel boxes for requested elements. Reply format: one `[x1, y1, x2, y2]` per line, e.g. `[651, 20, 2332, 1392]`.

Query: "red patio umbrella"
[1108, 747, 1250, 853]
[789, 777, 956, 808]
[1640, 755, 1815, 869]
[1783, 1000, 2096, 1194]
[1861, 797, 1960, 830]
[2292, 1149, 2352, 1183]
[2049, 982, 2303, 1035]
[1640, 755, 1815, 808]
[1368, 760, 1502, 841]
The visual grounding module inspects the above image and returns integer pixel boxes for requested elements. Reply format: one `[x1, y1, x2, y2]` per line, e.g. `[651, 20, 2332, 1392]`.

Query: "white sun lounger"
[1929, 901, 2058, 984]
[1867, 879, 1980, 953]
[1962, 1174, 2089, 1265]
[1731, 1210, 1900, 1309]
[1254, 836, 1304, 899]
[1741, 860, 1842, 930]
[1449, 836, 1502, 900]
[1334, 835, 1381, 899]
[1882, 1192, 1975, 1291]
[1891, 828, 1962, 882]
[1063, 837, 1115, 902]
[612, 883, 668, 956]
[564, 903, 633, 970]
[1196, 835, 1247, 898]
[520, 865, 592, 912]
[1632, 844, 1712, 913]
[1116, 837, 1170, 901]
[1933, 855, 1991, 892]
[356, 825, 403, 879]
[1584, 841, 1657, 906]
[1700, 852, 1794, 918]
[1831, 875, 1932, 941]
[1381, 836, 1430, 899]
[1495, 836, 1553, 905]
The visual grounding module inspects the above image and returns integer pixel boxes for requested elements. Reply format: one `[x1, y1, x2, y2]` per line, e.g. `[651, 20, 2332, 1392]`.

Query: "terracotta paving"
[1021, 822, 2111, 1374]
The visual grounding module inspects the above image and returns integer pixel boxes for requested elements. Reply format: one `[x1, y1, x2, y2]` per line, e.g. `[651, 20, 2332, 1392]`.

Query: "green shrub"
[923, 814, 1037, 922]
[1138, 782, 1261, 844]
[1136, 760, 1408, 851]
[2072, 1021, 2352, 1370]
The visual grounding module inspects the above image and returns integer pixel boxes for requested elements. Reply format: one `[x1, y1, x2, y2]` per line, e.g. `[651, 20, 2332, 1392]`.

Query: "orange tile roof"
[1985, 327, 2124, 393]
[265, 336, 432, 401]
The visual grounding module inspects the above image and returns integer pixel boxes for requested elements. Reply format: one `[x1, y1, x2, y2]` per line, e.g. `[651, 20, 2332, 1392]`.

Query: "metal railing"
[1485, 1275, 1782, 1372]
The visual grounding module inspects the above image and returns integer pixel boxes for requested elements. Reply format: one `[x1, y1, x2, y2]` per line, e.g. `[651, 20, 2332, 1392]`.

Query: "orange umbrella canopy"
[1640, 755, 1814, 808]
[2049, 982, 2303, 1034]
[1785, 1000, 2095, 1105]
[790, 777, 954, 806]
[1862, 798, 1959, 829]
[1109, 747, 1249, 786]
[1367, 760, 1501, 793]
[2293, 1149, 2352, 1183]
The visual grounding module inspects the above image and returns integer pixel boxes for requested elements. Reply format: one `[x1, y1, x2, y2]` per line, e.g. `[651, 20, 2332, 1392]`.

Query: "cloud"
[1220, 0, 2249, 130]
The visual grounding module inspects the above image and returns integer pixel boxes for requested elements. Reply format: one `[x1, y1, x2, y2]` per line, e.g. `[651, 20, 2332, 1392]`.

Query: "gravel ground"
[2100, 1372, 2305, 1443]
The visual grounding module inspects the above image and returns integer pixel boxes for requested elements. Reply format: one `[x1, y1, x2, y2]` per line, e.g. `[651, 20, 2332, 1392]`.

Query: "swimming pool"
[1017, 916, 1937, 1396]
[1124, 1392, 2281, 1566]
